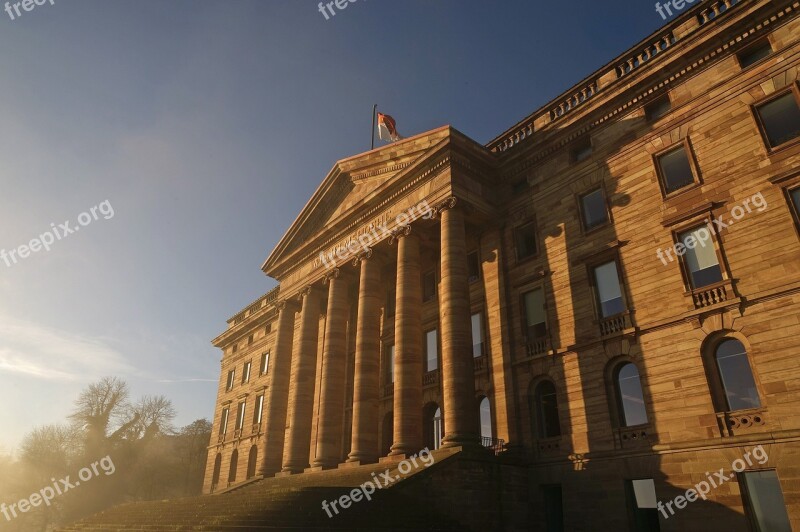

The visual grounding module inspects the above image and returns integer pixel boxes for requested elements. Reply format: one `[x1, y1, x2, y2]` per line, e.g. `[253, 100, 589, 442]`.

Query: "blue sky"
[0, 0, 667, 452]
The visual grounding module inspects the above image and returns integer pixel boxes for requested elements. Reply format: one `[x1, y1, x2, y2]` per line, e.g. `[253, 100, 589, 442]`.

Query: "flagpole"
[371, 104, 377, 150]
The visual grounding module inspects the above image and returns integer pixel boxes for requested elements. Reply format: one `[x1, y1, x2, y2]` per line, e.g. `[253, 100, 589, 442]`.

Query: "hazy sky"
[0, 0, 665, 453]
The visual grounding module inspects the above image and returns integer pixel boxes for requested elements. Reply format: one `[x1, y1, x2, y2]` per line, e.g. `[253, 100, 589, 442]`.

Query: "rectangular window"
[387, 345, 395, 383]
[657, 145, 696, 194]
[226, 369, 235, 391]
[467, 250, 481, 282]
[756, 92, 800, 149]
[740, 471, 792, 532]
[514, 222, 537, 261]
[471, 312, 484, 357]
[571, 138, 592, 162]
[523, 289, 547, 339]
[235, 402, 246, 430]
[242, 361, 251, 384]
[219, 407, 229, 435]
[593, 261, 625, 318]
[260, 352, 270, 375]
[624, 479, 661, 532]
[248, 334, 254, 345]
[386, 287, 396, 316]
[678, 227, 723, 288]
[737, 40, 772, 68]
[423, 271, 437, 302]
[425, 329, 438, 372]
[580, 188, 609, 230]
[645, 95, 671, 121]
[542, 485, 564, 532]
[253, 395, 264, 425]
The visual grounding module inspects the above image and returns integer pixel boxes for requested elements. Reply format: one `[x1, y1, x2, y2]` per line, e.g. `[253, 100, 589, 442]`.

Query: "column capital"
[388, 225, 412, 245]
[276, 299, 300, 312]
[323, 268, 341, 284]
[351, 248, 373, 267]
[432, 196, 458, 218]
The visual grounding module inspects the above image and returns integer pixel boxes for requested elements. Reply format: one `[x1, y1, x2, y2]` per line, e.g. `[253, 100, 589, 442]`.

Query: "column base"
[441, 434, 481, 449]
[304, 466, 325, 473]
[346, 453, 377, 465]
[274, 471, 296, 478]
[379, 454, 408, 464]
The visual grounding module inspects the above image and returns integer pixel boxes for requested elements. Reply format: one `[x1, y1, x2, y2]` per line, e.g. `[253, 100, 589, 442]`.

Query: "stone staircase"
[59, 448, 465, 531]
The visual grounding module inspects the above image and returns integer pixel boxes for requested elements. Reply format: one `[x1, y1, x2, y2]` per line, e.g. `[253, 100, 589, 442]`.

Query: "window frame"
[588, 255, 629, 320]
[787, 185, 800, 237]
[644, 94, 671, 122]
[702, 335, 763, 415]
[226, 369, 236, 391]
[751, 84, 800, 153]
[467, 249, 481, 283]
[739, 469, 793, 532]
[242, 361, 252, 384]
[533, 379, 562, 439]
[235, 401, 246, 431]
[570, 137, 593, 163]
[471, 310, 486, 358]
[422, 270, 437, 302]
[520, 285, 549, 342]
[253, 394, 264, 426]
[577, 186, 612, 233]
[653, 137, 702, 198]
[424, 328, 440, 373]
[219, 407, 229, 436]
[669, 218, 730, 293]
[611, 361, 650, 428]
[513, 220, 539, 262]
[260, 352, 270, 375]
[736, 37, 773, 70]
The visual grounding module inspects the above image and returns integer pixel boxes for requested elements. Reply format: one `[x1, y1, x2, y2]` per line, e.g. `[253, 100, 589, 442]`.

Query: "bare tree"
[69, 377, 130, 454]
[126, 395, 177, 440]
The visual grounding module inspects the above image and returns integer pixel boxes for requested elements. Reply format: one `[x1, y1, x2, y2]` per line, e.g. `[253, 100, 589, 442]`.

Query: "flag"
[377, 112, 403, 142]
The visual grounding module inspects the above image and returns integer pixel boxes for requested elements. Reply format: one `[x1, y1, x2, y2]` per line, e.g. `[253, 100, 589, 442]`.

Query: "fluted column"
[259, 299, 299, 477]
[438, 198, 479, 448]
[280, 285, 322, 474]
[311, 269, 349, 469]
[347, 249, 382, 464]
[389, 226, 424, 456]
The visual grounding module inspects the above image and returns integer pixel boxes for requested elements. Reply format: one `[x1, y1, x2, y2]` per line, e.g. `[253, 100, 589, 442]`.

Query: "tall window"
[386, 345, 395, 383]
[715, 339, 760, 411]
[433, 407, 443, 450]
[534, 381, 561, 439]
[615, 363, 648, 427]
[425, 329, 438, 372]
[755, 92, 800, 149]
[479, 397, 492, 440]
[657, 144, 696, 194]
[260, 352, 270, 375]
[253, 395, 264, 426]
[386, 287, 396, 316]
[242, 361, 251, 384]
[467, 250, 481, 282]
[678, 226, 723, 288]
[740, 471, 792, 531]
[523, 288, 547, 339]
[580, 188, 609, 230]
[219, 407, 229, 436]
[228, 449, 238, 483]
[514, 222, 537, 260]
[423, 271, 437, 302]
[625, 479, 661, 532]
[471, 312, 484, 357]
[226, 369, 235, 391]
[593, 261, 625, 318]
[235, 402, 246, 431]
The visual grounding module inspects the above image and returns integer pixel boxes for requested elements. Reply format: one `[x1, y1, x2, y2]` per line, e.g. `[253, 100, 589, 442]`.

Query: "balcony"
[536, 436, 562, 457]
[383, 382, 394, 398]
[233, 428, 243, 440]
[615, 424, 652, 449]
[217, 433, 226, 445]
[691, 279, 733, 309]
[473, 355, 489, 373]
[526, 337, 550, 357]
[481, 437, 505, 456]
[716, 408, 768, 437]
[423, 369, 439, 387]
[599, 311, 634, 337]
[251, 423, 262, 436]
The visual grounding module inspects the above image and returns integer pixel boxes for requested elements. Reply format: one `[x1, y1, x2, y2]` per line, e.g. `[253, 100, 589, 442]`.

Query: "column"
[311, 269, 349, 469]
[347, 249, 382, 464]
[280, 285, 322, 474]
[438, 197, 479, 448]
[259, 298, 299, 477]
[389, 226, 424, 457]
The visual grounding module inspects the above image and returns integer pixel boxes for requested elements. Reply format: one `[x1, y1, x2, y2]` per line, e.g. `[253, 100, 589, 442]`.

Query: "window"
[715, 339, 760, 411]
[678, 226, 723, 288]
[534, 381, 561, 438]
[228, 449, 238, 483]
[386, 345, 395, 383]
[615, 363, 648, 427]
[471, 312, 484, 357]
[226, 369, 235, 391]
[656, 144, 697, 194]
[253, 394, 264, 425]
[645, 95, 671, 121]
[479, 397, 492, 440]
[242, 361, 251, 384]
[542, 485, 564, 532]
[571, 137, 592, 162]
[235, 402, 246, 431]
[425, 329, 438, 372]
[260, 352, 270, 375]
[523, 288, 547, 339]
[432, 407, 443, 450]
[789, 187, 800, 227]
[386, 287, 396, 316]
[625, 479, 661, 532]
[593, 261, 625, 318]
[219, 407, 229, 436]
[755, 92, 800, 149]
[740, 470, 792, 532]
[737, 40, 772, 69]
[248, 334, 253, 345]
[580, 188, 609, 230]
[423, 271, 437, 302]
[467, 250, 481, 282]
[265, 323, 271, 334]
[514, 222, 537, 261]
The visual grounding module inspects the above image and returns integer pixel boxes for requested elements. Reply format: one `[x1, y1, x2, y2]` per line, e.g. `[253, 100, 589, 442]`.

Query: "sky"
[0, 0, 669, 453]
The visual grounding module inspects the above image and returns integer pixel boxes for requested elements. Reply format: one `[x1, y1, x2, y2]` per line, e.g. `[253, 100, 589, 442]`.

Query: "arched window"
[533, 381, 561, 438]
[715, 339, 760, 411]
[228, 449, 239, 484]
[615, 363, 648, 427]
[479, 397, 492, 441]
[423, 403, 443, 451]
[211, 453, 222, 491]
[246, 446, 258, 479]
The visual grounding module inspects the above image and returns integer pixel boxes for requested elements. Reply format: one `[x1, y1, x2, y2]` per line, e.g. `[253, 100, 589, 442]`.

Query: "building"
[204, 0, 800, 529]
